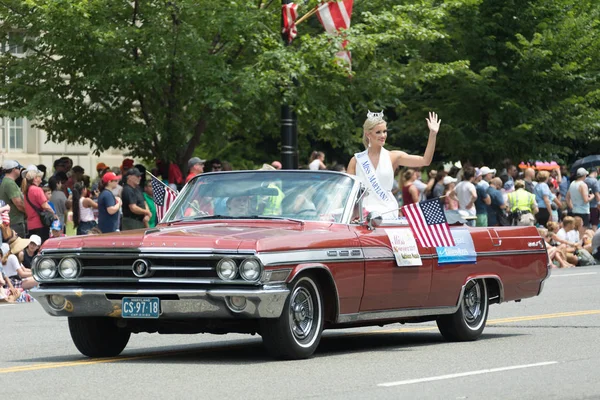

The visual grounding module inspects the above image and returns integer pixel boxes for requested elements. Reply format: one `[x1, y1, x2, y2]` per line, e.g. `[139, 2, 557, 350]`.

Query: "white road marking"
[551, 272, 598, 278]
[378, 361, 558, 387]
[0, 303, 17, 307]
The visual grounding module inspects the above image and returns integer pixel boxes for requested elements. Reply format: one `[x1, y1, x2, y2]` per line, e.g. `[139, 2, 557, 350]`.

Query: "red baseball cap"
[102, 172, 119, 184]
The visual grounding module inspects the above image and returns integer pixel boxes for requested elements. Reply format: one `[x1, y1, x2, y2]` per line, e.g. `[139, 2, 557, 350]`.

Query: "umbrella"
[570, 155, 600, 173]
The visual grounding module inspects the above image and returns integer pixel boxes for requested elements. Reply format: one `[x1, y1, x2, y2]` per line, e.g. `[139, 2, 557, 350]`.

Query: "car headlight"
[239, 258, 262, 281]
[36, 258, 57, 280]
[58, 258, 80, 279]
[216, 258, 238, 281]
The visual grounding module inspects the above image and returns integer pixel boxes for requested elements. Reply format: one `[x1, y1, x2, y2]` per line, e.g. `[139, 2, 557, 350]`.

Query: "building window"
[5, 32, 25, 55]
[7, 118, 24, 150]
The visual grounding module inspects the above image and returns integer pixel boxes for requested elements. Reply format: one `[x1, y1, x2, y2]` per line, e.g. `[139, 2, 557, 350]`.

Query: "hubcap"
[462, 281, 482, 325]
[289, 286, 314, 341]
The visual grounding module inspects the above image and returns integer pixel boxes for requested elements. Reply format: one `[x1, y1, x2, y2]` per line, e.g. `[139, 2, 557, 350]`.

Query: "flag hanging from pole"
[401, 198, 455, 248]
[316, 0, 353, 67]
[151, 175, 178, 221]
[282, 3, 299, 43]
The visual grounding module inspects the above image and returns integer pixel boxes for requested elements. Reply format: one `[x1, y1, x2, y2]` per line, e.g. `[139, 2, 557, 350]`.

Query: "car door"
[355, 222, 433, 311]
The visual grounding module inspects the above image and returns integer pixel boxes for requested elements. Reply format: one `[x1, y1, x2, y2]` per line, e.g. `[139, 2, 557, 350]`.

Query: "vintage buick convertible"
[31, 171, 550, 359]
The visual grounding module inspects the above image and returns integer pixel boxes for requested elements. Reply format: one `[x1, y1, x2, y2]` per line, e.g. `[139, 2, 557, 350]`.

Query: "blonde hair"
[536, 171, 550, 182]
[362, 115, 386, 149]
[546, 221, 559, 232]
[514, 179, 525, 190]
[562, 216, 575, 228]
[573, 216, 583, 229]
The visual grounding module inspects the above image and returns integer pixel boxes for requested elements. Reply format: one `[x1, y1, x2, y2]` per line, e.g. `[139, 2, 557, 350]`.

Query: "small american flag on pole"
[151, 175, 178, 221]
[401, 198, 455, 248]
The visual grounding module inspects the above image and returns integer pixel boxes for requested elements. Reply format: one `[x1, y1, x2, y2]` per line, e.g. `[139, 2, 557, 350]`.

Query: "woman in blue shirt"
[534, 171, 561, 226]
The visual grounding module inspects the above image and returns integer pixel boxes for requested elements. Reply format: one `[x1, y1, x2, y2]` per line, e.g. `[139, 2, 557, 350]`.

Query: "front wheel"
[437, 279, 489, 341]
[68, 317, 131, 357]
[260, 274, 324, 360]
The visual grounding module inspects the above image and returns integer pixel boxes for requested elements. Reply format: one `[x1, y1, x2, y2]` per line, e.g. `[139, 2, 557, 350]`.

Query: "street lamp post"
[281, 0, 298, 169]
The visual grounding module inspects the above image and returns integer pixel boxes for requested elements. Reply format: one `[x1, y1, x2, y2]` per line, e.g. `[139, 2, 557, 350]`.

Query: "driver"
[226, 196, 251, 217]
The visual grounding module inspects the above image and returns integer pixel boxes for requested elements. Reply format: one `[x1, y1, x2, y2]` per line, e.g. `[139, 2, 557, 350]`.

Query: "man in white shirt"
[455, 166, 478, 226]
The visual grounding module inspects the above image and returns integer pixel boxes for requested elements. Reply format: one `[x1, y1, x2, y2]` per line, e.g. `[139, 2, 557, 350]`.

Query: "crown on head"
[367, 110, 385, 120]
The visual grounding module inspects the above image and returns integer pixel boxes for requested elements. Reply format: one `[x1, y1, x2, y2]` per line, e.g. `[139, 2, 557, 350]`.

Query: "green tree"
[394, 0, 600, 167]
[0, 0, 469, 170]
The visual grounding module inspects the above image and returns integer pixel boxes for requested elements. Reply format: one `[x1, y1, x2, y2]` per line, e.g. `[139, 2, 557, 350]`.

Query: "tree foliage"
[0, 0, 598, 170]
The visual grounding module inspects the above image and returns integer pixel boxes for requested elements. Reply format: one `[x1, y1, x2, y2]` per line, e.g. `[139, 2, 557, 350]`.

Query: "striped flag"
[151, 175, 178, 221]
[401, 199, 455, 248]
[316, 0, 353, 67]
[282, 3, 299, 43]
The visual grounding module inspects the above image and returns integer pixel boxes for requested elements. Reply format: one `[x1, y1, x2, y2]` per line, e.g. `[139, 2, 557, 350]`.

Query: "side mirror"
[365, 211, 383, 230]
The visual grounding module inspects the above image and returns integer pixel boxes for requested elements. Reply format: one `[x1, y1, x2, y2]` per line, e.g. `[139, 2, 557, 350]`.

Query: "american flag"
[401, 199, 455, 248]
[316, 0, 353, 67]
[151, 175, 178, 221]
[282, 3, 299, 43]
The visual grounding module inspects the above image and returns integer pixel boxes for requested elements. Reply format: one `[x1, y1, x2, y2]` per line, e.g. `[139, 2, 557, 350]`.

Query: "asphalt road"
[2, 267, 599, 400]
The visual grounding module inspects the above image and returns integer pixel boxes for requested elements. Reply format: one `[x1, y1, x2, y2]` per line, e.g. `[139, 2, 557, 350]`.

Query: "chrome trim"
[31, 286, 290, 319]
[40, 248, 255, 257]
[257, 248, 364, 266]
[476, 249, 548, 257]
[337, 305, 458, 323]
[538, 263, 552, 296]
[39, 277, 261, 285]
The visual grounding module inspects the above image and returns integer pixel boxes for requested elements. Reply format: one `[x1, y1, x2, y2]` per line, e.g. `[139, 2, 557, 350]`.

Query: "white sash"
[355, 150, 398, 211]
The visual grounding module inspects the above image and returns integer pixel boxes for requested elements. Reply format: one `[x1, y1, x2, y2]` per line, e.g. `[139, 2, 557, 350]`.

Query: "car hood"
[41, 220, 349, 253]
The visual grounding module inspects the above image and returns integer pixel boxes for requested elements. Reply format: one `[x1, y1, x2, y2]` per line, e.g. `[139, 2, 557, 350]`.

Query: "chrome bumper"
[30, 286, 290, 319]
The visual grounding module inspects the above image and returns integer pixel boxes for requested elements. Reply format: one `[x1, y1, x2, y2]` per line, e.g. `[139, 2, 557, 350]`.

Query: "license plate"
[122, 297, 160, 319]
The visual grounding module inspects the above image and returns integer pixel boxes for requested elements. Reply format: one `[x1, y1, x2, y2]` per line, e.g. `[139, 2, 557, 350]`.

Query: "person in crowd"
[566, 168, 593, 228]
[52, 158, 68, 177]
[186, 157, 205, 183]
[66, 165, 85, 192]
[50, 220, 65, 238]
[455, 166, 477, 226]
[143, 180, 157, 228]
[24, 168, 56, 243]
[556, 216, 580, 244]
[121, 168, 151, 230]
[110, 166, 124, 197]
[486, 177, 506, 226]
[271, 161, 282, 170]
[506, 180, 538, 226]
[64, 200, 76, 236]
[430, 170, 447, 199]
[401, 169, 419, 207]
[559, 165, 570, 201]
[206, 159, 223, 173]
[309, 151, 327, 171]
[37, 164, 48, 186]
[97, 171, 122, 233]
[478, 166, 496, 190]
[591, 228, 600, 261]
[93, 162, 110, 187]
[222, 161, 233, 171]
[72, 181, 98, 235]
[49, 174, 68, 230]
[506, 164, 518, 183]
[121, 158, 134, 176]
[443, 176, 459, 211]
[412, 168, 428, 201]
[331, 164, 346, 173]
[346, 111, 441, 219]
[2, 236, 38, 290]
[475, 169, 491, 227]
[534, 170, 561, 227]
[21, 235, 41, 269]
[539, 228, 575, 268]
[584, 168, 600, 229]
[0, 160, 27, 238]
[422, 169, 436, 199]
[524, 168, 536, 194]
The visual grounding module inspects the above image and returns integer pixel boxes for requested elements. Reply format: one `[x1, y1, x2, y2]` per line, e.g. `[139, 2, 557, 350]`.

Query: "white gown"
[355, 148, 399, 219]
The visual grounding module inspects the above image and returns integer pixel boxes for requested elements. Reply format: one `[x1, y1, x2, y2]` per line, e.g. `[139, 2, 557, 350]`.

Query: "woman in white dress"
[347, 110, 441, 219]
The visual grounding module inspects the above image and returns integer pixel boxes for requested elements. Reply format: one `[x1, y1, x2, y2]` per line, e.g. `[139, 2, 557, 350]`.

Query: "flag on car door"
[401, 198, 455, 248]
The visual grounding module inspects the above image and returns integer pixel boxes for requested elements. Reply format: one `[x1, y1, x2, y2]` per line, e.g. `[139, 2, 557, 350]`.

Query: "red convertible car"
[31, 171, 550, 359]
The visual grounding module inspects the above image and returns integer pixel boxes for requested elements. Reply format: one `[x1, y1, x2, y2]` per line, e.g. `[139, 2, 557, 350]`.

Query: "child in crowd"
[538, 228, 575, 268]
[50, 220, 65, 238]
[65, 201, 76, 236]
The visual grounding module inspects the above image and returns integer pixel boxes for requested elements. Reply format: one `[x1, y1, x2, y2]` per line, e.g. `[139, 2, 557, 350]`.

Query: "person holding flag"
[347, 110, 441, 219]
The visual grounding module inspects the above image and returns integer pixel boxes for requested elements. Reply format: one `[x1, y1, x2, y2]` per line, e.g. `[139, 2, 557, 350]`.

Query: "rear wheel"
[68, 317, 131, 357]
[437, 279, 488, 341]
[261, 274, 324, 359]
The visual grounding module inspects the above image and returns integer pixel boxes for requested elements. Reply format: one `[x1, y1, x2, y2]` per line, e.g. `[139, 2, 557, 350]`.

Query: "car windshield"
[163, 171, 355, 223]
